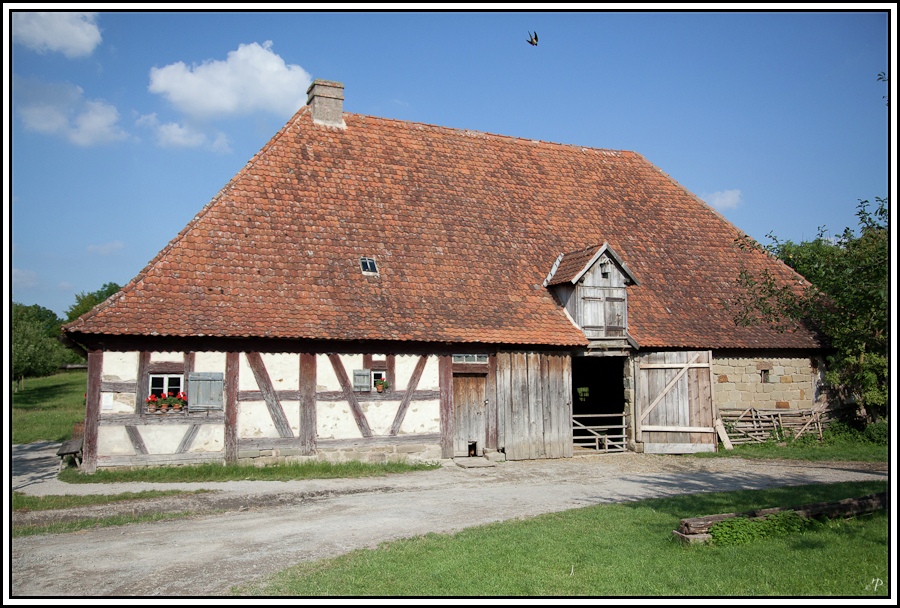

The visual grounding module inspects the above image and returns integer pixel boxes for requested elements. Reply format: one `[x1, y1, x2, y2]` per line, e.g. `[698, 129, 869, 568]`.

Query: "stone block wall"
[712, 351, 826, 411]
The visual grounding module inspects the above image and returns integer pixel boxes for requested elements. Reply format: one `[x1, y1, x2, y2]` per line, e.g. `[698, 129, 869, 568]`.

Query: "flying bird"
[527, 31, 538, 46]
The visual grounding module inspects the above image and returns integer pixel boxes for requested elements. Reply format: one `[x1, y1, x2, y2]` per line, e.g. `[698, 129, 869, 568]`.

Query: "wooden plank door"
[635, 350, 716, 454]
[453, 374, 487, 456]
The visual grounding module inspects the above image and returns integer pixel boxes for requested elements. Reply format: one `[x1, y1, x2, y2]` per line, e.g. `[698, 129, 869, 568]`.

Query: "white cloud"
[12, 12, 102, 58]
[16, 79, 128, 146]
[135, 113, 231, 152]
[87, 241, 125, 255]
[148, 41, 311, 119]
[156, 122, 207, 148]
[704, 189, 743, 210]
[13, 268, 39, 290]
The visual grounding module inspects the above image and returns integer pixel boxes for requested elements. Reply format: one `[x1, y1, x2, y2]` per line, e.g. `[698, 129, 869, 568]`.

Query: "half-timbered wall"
[88, 350, 443, 470]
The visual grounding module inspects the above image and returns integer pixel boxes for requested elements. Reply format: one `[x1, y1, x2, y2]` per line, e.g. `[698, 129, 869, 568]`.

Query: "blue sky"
[6, 7, 894, 318]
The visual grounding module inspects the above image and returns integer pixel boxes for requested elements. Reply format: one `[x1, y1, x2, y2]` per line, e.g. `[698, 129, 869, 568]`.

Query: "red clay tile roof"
[63, 108, 821, 350]
[546, 243, 639, 287]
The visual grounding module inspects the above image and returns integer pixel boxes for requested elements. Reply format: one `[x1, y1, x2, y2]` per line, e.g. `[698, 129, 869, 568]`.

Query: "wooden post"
[714, 418, 733, 450]
[224, 352, 239, 464]
[81, 349, 103, 473]
[299, 353, 317, 455]
[485, 354, 498, 450]
[439, 355, 454, 458]
[135, 351, 150, 417]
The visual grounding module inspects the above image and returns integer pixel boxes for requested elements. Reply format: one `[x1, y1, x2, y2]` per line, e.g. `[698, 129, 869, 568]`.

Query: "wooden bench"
[56, 438, 84, 471]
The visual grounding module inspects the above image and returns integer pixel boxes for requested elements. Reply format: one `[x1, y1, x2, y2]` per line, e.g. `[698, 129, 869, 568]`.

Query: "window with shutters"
[353, 369, 372, 392]
[187, 372, 225, 411]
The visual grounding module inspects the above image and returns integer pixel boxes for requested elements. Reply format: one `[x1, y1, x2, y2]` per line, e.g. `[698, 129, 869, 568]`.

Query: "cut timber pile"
[719, 405, 833, 445]
[672, 492, 887, 544]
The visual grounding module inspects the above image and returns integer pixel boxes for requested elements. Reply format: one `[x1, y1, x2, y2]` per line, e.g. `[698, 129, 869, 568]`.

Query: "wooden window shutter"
[353, 369, 371, 392]
[187, 372, 225, 411]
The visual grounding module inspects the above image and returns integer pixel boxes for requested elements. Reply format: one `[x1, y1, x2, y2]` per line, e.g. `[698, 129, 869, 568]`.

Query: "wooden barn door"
[453, 374, 487, 456]
[495, 352, 573, 460]
[635, 351, 717, 454]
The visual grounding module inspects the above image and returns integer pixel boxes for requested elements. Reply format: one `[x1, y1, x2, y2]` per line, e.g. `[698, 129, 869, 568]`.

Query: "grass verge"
[12, 371, 87, 444]
[233, 480, 888, 597]
[13, 511, 205, 538]
[12, 489, 211, 511]
[58, 459, 441, 484]
[694, 440, 887, 462]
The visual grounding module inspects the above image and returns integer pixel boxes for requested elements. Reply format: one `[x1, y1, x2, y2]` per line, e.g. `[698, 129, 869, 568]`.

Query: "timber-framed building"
[63, 80, 826, 472]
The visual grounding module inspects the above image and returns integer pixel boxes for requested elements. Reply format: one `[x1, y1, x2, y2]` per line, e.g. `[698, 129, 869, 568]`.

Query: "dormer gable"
[544, 243, 639, 351]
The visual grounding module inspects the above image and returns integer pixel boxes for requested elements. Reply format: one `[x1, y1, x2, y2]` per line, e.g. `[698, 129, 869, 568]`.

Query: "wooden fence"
[572, 413, 626, 453]
[719, 406, 833, 445]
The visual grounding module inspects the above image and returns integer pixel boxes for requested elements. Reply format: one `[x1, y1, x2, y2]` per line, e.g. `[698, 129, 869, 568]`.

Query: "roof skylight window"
[360, 257, 378, 275]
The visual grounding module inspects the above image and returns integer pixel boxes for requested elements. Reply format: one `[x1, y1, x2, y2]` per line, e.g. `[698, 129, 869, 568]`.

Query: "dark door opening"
[571, 356, 626, 452]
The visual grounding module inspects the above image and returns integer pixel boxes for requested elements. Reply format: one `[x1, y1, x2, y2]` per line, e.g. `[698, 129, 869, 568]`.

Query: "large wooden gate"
[496, 352, 572, 460]
[635, 351, 717, 454]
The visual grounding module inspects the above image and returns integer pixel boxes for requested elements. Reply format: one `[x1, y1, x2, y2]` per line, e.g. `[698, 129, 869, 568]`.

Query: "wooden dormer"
[544, 243, 639, 353]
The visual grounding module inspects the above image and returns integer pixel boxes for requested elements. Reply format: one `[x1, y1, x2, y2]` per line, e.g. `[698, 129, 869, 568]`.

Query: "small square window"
[760, 370, 770, 383]
[150, 374, 183, 397]
[360, 257, 378, 274]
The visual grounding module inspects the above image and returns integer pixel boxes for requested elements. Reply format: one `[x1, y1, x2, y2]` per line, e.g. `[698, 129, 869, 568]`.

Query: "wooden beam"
[246, 352, 294, 438]
[386, 355, 396, 388]
[147, 361, 186, 374]
[224, 352, 239, 464]
[715, 418, 734, 450]
[640, 425, 716, 433]
[390, 355, 428, 436]
[125, 425, 149, 455]
[81, 349, 103, 473]
[101, 381, 137, 393]
[176, 424, 201, 454]
[439, 355, 454, 458]
[639, 363, 711, 369]
[679, 492, 888, 535]
[299, 353, 317, 455]
[485, 354, 498, 450]
[136, 351, 150, 417]
[328, 354, 373, 437]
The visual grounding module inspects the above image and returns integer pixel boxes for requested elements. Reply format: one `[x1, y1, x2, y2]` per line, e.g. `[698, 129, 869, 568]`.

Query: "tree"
[65, 282, 121, 322]
[11, 303, 68, 389]
[730, 198, 889, 423]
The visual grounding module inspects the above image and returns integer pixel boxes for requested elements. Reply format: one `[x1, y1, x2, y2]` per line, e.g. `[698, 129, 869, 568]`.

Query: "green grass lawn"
[696, 439, 887, 462]
[58, 459, 440, 483]
[234, 480, 889, 597]
[12, 370, 87, 444]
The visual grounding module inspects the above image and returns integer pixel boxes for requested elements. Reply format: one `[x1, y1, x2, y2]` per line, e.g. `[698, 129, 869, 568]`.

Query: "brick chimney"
[306, 79, 345, 128]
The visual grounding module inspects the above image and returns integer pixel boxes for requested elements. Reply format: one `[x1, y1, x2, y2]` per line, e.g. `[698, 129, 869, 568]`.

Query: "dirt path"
[10, 444, 888, 597]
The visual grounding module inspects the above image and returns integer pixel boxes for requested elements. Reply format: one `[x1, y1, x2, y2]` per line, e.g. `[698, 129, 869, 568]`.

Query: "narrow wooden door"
[453, 374, 487, 456]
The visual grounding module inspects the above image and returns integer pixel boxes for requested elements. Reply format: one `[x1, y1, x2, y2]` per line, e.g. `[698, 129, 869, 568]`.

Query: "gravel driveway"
[10, 442, 888, 597]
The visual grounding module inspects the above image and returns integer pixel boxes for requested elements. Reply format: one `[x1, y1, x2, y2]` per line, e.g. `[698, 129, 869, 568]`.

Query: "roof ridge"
[347, 111, 635, 157]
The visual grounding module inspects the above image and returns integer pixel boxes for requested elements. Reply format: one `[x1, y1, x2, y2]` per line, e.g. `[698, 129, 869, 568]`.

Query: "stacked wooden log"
[718, 406, 833, 445]
[673, 492, 887, 544]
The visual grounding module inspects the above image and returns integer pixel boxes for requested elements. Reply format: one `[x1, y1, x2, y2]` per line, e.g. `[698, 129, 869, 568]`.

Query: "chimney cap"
[306, 79, 345, 128]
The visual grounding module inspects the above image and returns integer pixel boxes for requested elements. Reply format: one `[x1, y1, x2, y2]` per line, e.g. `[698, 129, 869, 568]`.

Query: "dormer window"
[360, 257, 378, 275]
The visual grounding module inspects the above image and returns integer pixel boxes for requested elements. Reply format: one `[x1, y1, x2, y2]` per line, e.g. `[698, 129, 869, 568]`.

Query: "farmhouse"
[63, 80, 826, 473]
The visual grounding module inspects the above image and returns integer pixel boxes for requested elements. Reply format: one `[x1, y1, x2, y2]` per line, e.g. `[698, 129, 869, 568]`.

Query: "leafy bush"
[863, 421, 888, 446]
[709, 511, 817, 546]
